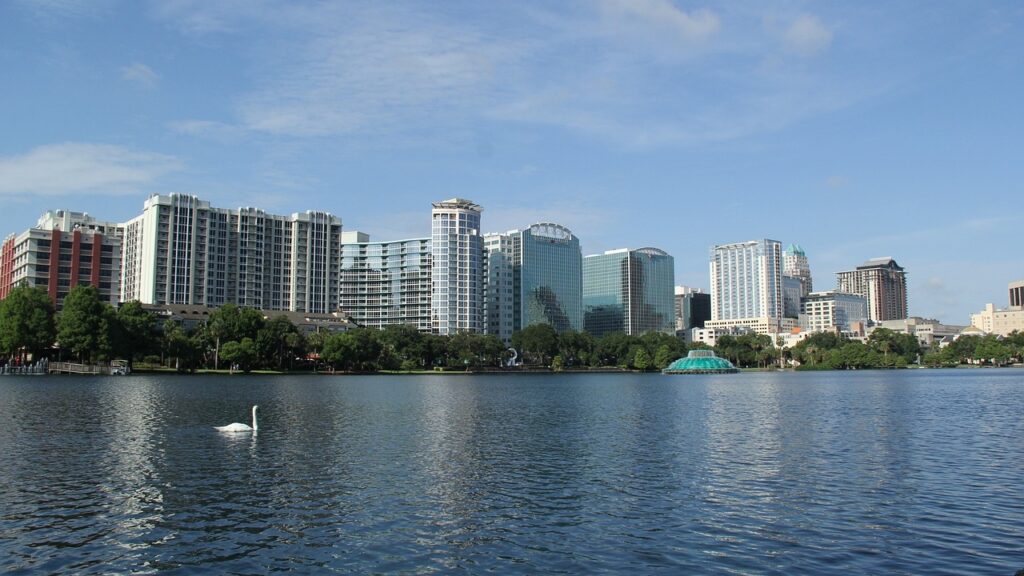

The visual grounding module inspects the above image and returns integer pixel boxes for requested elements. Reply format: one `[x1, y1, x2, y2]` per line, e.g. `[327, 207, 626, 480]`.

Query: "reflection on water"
[1, 370, 1023, 574]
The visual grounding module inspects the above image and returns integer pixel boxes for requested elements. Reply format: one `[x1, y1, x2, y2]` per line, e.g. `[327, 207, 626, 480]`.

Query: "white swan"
[215, 405, 258, 432]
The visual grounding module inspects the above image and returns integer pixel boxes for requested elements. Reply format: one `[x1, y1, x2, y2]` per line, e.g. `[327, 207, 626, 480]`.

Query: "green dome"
[663, 350, 738, 374]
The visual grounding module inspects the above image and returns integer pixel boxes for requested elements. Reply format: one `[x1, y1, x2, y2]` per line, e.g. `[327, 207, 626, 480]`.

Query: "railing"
[48, 362, 115, 375]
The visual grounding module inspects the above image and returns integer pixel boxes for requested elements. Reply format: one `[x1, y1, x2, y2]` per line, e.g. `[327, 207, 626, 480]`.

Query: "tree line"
[0, 284, 688, 372]
[3, 283, 1022, 372]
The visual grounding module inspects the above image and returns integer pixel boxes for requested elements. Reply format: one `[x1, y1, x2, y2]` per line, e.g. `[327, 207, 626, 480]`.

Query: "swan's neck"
[252, 407, 258, 430]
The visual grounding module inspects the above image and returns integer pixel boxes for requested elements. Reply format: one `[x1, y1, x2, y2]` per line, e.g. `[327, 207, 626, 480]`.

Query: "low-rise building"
[799, 290, 868, 335]
[970, 303, 1024, 336]
[876, 317, 968, 348]
[0, 210, 122, 309]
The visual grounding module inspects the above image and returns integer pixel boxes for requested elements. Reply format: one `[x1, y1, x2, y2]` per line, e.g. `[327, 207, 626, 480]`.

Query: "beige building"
[877, 317, 967, 347]
[970, 303, 1024, 336]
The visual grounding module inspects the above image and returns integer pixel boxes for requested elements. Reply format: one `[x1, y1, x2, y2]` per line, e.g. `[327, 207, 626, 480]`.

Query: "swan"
[215, 405, 258, 432]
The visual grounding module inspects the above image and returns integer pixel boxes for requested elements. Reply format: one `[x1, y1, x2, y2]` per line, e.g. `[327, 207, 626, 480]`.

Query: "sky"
[1, 0, 1022, 324]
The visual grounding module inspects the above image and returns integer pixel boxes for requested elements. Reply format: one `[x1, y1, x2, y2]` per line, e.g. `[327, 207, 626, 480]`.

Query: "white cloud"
[598, 0, 720, 47]
[236, 7, 516, 138]
[155, 3, 873, 148]
[121, 62, 159, 88]
[0, 143, 183, 197]
[783, 14, 833, 55]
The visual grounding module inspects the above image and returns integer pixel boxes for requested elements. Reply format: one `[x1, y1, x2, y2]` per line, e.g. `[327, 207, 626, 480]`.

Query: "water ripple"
[1, 371, 1023, 574]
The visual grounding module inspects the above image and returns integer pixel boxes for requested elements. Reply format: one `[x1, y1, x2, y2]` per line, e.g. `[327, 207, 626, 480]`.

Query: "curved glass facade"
[484, 223, 582, 342]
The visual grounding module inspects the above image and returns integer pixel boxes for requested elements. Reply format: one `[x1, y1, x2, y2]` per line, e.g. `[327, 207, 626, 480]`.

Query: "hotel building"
[706, 239, 796, 335]
[484, 223, 582, 342]
[583, 248, 675, 337]
[0, 210, 122, 309]
[338, 232, 432, 331]
[120, 194, 341, 313]
[431, 198, 484, 335]
[836, 257, 908, 322]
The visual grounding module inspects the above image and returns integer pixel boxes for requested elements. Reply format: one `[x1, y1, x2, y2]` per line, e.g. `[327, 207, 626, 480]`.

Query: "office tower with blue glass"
[582, 248, 675, 338]
[484, 223, 582, 342]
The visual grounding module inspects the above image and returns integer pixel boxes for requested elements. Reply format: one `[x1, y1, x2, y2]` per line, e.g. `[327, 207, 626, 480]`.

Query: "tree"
[256, 315, 305, 371]
[654, 344, 676, 370]
[221, 338, 257, 373]
[558, 330, 594, 367]
[163, 320, 200, 372]
[113, 300, 158, 368]
[205, 304, 266, 369]
[512, 323, 559, 366]
[0, 284, 56, 363]
[58, 285, 111, 362]
[632, 346, 651, 371]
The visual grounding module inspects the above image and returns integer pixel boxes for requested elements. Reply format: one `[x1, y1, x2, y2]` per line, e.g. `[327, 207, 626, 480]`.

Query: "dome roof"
[663, 350, 739, 374]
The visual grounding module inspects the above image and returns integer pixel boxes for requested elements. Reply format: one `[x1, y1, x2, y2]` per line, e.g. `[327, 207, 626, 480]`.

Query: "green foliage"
[715, 333, 775, 368]
[631, 346, 651, 371]
[221, 337, 257, 373]
[58, 285, 111, 362]
[0, 284, 56, 361]
[558, 330, 594, 367]
[255, 315, 306, 371]
[511, 323, 559, 366]
[163, 320, 201, 372]
[113, 300, 159, 366]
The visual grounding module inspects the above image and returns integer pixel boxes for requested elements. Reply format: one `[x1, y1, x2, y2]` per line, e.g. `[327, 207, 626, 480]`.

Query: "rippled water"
[1, 370, 1023, 574]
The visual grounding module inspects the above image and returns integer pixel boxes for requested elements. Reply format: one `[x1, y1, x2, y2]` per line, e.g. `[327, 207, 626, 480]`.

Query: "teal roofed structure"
[663, 350, 739, 374]
[785, 243, 805, 256]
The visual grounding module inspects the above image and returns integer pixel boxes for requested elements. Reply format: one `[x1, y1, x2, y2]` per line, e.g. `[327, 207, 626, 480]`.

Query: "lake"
[1, 370, 1022, 574]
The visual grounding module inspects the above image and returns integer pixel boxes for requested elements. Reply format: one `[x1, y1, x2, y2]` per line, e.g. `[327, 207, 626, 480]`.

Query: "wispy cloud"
[14, 0, 112, 19]
[782, 14, 833, 55]
[0, 143, 183, 196]
[154, 2, 875, 148]
[121, 62, 160, 89]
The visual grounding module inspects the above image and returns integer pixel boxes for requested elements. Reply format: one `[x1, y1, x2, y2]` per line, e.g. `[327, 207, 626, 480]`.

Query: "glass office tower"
[484, 223, 582, 342]
[582, 248, 675, 338]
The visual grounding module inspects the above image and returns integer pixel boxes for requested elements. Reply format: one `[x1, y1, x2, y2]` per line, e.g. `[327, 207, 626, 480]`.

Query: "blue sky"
[1, 0, 1022, 324]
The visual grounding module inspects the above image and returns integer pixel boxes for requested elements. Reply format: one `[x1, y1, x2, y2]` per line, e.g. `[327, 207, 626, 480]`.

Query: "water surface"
[1, 370, 1022, 574]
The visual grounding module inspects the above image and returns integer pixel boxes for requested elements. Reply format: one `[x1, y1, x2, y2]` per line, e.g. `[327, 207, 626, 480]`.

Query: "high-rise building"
[674, 286, 711, 339]
[431, 198, 483, 335]
[800, 290, 868, 334]
[706, 239, 792, 334]
[583, 248, 675, 337]
[338, 231, 432, 331]
[121, 194, 341, 313]
[836, 257, 908, 322]
[0, 210, 122, 309]
[484, 223, 582, 342]
[1009, 280, 1024, 308]
[783, 243, 813, 295]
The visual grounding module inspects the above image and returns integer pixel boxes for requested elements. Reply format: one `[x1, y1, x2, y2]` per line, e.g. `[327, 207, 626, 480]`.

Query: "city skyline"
[2, 2, 1022, 324]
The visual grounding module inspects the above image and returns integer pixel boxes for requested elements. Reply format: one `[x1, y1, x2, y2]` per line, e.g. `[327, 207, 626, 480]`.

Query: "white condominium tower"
[431, 198, 483, 335]
[339, 231, 432, 331]
[121, 194, 341, 313]
[707, 239, 790, 334]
